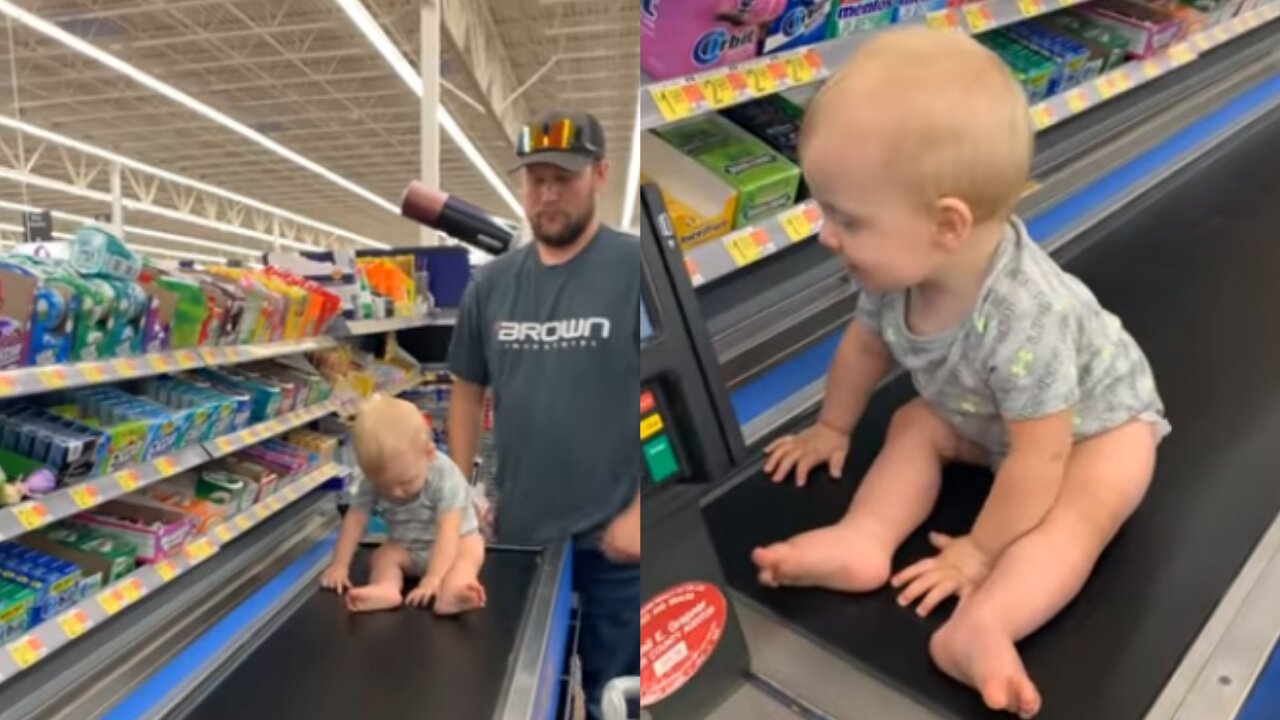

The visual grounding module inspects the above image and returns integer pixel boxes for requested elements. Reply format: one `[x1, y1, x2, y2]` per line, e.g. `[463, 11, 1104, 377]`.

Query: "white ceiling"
[0, 0, 638, 257]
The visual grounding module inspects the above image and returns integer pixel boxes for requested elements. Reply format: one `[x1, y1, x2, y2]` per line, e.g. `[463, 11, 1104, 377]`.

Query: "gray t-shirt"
[856, 217, 1170, 465]
[448, 225, 640, 546]
[352, 453, 478, 548]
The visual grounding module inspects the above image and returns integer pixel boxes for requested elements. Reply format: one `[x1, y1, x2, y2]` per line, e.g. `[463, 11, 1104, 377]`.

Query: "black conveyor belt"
[180, 547, 538, 720]
[706, 103, 1280, 719]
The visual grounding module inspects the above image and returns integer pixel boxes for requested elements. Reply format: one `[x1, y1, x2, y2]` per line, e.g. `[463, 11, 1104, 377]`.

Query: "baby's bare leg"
[434, 533, 487, 615]
[753, 399, 986, 592]
[346, 543, 411, 613]
[930, 421, 1157, 718]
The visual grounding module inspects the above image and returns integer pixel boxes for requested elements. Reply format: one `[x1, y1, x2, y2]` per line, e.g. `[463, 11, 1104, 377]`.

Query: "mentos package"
[894, 0, 947, 22]
[763, 0, 833, 54]
[640, 0, 785, 81]
[828, 0, 896, 36]
[0, 544, 82, 624]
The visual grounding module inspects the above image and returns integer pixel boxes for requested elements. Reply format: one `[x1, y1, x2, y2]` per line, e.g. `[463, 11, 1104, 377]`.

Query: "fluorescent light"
[331, 0, 524, 219]
[0, 0, 398, 216]
[620, 98, 641, 230]
[0, 168, 316, 252]
[0, 114, 390, 249]
[130, 243, 228, 264]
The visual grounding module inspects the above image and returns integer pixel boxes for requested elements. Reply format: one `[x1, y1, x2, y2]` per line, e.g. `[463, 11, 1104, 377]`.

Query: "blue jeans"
[574, 545, 640, 720]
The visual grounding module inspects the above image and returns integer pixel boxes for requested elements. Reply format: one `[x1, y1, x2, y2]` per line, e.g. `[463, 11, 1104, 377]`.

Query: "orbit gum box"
[763, 0, 834, 54]
[640, 0, 771, 81]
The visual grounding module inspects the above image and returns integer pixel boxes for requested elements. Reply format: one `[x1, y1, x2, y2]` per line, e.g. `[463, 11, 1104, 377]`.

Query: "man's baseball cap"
[512, 110, 606, 173]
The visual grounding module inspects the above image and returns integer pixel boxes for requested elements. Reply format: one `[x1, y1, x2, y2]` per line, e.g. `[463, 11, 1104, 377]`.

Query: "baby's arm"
[969, 411, 1072, 558]
[819, 318, 893, 435]
[321, 485, 372, 592]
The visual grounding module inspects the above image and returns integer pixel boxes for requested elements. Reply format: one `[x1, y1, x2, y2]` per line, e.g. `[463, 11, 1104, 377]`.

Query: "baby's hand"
[320, 563, 352, 595]
[406, 577, 441, 608]
[763, 422, 850, 486]
[891, 533, 992, 617]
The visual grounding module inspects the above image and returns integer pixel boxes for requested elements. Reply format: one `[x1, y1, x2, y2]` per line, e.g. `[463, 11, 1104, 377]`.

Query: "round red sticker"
[639, 581, 728, 707]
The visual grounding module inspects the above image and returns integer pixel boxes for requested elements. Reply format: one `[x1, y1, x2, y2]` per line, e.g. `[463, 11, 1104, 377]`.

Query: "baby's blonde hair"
[351, 394, 428, 483]
[802, 28, 1033, 222]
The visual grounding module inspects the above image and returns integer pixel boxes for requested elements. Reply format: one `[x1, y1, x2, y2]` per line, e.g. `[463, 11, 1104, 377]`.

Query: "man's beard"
[532, 205, 593, 249]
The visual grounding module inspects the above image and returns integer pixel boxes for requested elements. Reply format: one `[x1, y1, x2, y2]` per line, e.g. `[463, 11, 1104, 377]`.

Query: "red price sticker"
[117, 469, 141, 492]
[1017, 0, 1043, 16]
[155, 560, 178, 583]
[13, 503, 48, 530]
[57, 609, 92, 639]
[154, 456, 178, 476]
[963, 3, 993, 31]
[925, 8, 959, 29]
[37, 368, 67, 389]
[640, 582, 728, 707]
[97, 589, 124, 615]
[7, 635, 45, 669]
[81, 363, 107, 383]
[1066, 87, 1090, 113]
[1030, 103, 1055, 130]
[69, 484, 100, 509]
[120, 578, 144, 604]
[779, 207, 814, 242]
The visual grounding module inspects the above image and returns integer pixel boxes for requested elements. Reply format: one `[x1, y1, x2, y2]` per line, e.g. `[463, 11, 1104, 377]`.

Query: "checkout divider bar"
[0, 461, 349, 685]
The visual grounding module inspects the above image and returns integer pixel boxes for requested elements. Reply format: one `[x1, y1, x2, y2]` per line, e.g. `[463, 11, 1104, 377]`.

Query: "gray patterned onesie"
[855, 217, 1171, 467]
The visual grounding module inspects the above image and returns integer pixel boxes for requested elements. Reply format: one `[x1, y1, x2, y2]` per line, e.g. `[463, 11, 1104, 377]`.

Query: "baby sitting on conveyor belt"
[753, 28, 1170, 718]
[320, 394, 486, 615]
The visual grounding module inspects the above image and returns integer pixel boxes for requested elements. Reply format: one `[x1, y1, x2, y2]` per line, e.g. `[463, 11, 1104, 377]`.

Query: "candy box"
[74, 499, 196, 563]
[1038, 15, 1130, 74]
[0, 268, 36, 370]
[655, 113, 801, 229]
[828, 0, 896, 36]
[206, 457, 278, 503]
[0, 547, 82, 624]
[0, 580, 34, 641]
[764, 0, 833, 54]
[641, 0, 780, 81]
[1079, 0, 1184, 58]
[134, 490, 227, 535]
[641, 132, 738, 251]
[24, 526, 138, 593]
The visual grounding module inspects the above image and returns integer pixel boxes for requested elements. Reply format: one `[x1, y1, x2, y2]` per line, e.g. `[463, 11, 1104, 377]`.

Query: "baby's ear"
[933, 197, 974, 252]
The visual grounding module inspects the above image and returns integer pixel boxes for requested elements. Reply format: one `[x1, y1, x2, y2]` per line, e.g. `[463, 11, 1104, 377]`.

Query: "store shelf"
[198, 336, 337, 366]
[683, 201, 823, 289]
[0, 461, 346, 685]
[641, 0, 1096, 129]
[335, 308, 458, 337]
[203, 397, 352, 459]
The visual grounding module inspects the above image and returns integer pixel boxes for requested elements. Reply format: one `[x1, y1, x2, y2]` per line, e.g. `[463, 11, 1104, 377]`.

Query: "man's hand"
[763, 422, 851, 486]
[319, 563, 352, 595]
[405, 576, 442, 608]
[890, 533, 993, 617]
[602, 506, 640, 564]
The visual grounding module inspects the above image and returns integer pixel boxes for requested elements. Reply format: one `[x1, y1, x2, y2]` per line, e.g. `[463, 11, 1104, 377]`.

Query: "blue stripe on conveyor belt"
[730, 71, 1280, 428]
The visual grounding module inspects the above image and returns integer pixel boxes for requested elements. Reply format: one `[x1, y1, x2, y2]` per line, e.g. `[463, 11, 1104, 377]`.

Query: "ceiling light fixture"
[0, 0, 399, 215]
[0, 114, 390, 249]
[331, 0, 524, 219]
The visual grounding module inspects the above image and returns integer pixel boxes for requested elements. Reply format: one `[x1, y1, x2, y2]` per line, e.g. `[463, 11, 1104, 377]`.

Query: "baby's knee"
[888, 400, 966, 456]
[372, 542, 411, 565]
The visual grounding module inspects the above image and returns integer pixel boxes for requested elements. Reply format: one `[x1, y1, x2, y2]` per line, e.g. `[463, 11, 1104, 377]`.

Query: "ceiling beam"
[438, 0, 529, 147]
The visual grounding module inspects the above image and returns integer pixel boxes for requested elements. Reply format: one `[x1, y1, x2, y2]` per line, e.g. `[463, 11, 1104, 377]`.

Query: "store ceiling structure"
[0, 0, 638, 256]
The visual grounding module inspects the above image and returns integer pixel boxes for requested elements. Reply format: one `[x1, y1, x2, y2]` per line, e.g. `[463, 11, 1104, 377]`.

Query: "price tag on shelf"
[963, 3, 993, 32]
[268, 496, 285, 511]
[285, 485, 302, 501]
[743, 64, 776, 96]
[782, 52, 816, 85]
[1095, 75, 1117, 99]
[779, 208, 813, 242]
[154, 456, 178, 476]
[184, 538, 216, 564]
[1168, 43, 1195, 66]
[697, 74, 736, 109]
[117, 469, 141, 492]
[724, 231, 761, 268]
[214, 525, 233, 542]
[147, 355, 173, 373]
[57, 609, 91, 640]
[175, 350, 200, 368]
[7, 636, 44, 669]
[36, 368, 67, 389]
[1016, 0, 1043, 16]
[0, 374, 15, 396]
[81, 364, 107, 383]
[253, 505, 270, 520]
[13, 503, 48, 531]
[111, 359, 134, 377]
[1142, 58, 1162, 79]
[69, 484, 100, 510]
[684, 257, 704, 286]
[215, 437, 235, 454]
[1030, 103, 1055, 130]
[97, 589, 124, 615]
[120, 578, 144, 604]
[1065, 87, 1090, 114]
[651, 84, 694, 122]
[156, 560, 178, 583]
[236, 515, 252, 531]
[925, 8, 959, 30]
[1111, 72, 1132, 93]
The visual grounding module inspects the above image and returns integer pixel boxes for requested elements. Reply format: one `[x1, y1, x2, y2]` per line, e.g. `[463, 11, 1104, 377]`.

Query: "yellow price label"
[147, 355, 173, 372]
[743, 64, 776, 95]
[81, 364, 107, 383]
[697, 74, 735, 109]
[1112, 73, 1132, 93]
[925, 8, 958, 30]
[214, 525, 233, 542]
[254, 505, 270, 520]
[117, 470, 140, 492]
[963, 3, 992, 31]
[37, 368, 67, 389]
[13, 503, 48, 530]
[97, 589, 124, 615]
[111, 359, 134, 377]
[779, 209, 813, 242]
[1142, 59, 1162, 79]
[268, 496, 285, 511]
[215, 437, 234, 454]
[651, 84, 693, 122]
[156, 560, 178, 583]
[1168, 43, 1195, 65]
[783, 53, 815, 84]
[1030, 103, 1055, 130]
[1096, 75, 1117, 99]
[57, 609, 91, 640]
[69, 484, 100, 510]
[7, 636, 44, 668]
[176, 350, 200, 367]
[236, 515, 253, 530]
[0, 375, 15, 396]
[724, 232, 761, 268]
[184, 538, 215, 563]
[1016, 0, 1043, 16]
[154, 457, 178, 476]
[120, 578, 143, 604]
[1066, 88, 1090, 113]
[286, 485, 302, 501]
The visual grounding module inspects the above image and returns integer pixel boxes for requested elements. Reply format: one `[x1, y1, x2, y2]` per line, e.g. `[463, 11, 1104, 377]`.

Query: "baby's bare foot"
[751, 523, 891, 592]
[344, 584, 403, 613]
[434, 580, 486, 616]
[930, 614, 1041, 718]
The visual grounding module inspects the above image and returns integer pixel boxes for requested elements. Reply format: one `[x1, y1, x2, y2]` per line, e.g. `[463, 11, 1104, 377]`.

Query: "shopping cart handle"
[602, 676, 640, 720]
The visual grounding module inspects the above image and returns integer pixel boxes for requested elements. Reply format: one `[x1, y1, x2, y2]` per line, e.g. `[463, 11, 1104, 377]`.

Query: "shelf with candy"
[334, 307, 459, 338]
[0, 357, 347, 545]
[641, 0, 1272, 128]
[0, 461, 345, 683]
[658, 1, 1279, 289]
